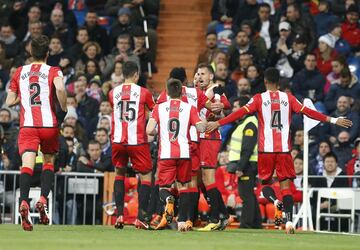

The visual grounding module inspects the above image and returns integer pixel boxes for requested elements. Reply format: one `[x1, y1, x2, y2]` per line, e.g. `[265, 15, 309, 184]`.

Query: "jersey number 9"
[168, 118, 180, 141]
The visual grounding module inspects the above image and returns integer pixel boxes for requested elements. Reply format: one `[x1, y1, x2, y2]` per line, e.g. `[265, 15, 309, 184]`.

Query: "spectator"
[43, 8, 74, 48]
[329, 96, 360, 142]
[47, 35, 65, 66]
[22, 20, 43, 46]
[97, 115, 112, 133]
[86, 76, 103, 103]
[292, 154, 304, 202]
[103, 34, 140, 78]
[74, 80, 99, 132]
[63, 106, 88, 145]
[94, 127, 112, 159]
[332, 0, 360, 16]
[341, 4, 360, 54]
[233, 0, 259, 32]
[270, 21, 297, 79]
[214, 62, 235, 99]
[83, 10, 110, 55]
[57, 128, 77, 172]
[324, 67, 360, 113]
[293, 129, 304, 152]
[110, 61, 124, 84]
[67, 27, 89, 63]
[236, 78, 251, 97]
[76, 140, 112, 173]
[0, 23, 20, 58]
[75, 41, 105, 73]
[0, 41, 13, 73]
[291, 53, 326, 110]
[315, 34, 338, 77]
[89, 100, 112, 137]
[285, 3, 316, 51]
[345, 138, 360, 187]
[328, 22, 351, 56]
[197, 32, 221, 66]
[208, 0, 238, 33]
[59, 54, 75, 86]
[252, 2, 277, 50]
[313, 0, 340, 37]
[325, 56, 348, 93]
[109, 7, 133, 47]
[227, 30, 256, 71]
[230, 52, 253, 82]
[245, 65, 266, 95]
[333, 131, 353, 170]
[132, 27, 152, 77]
[310, 140, 332, 176]
[84, 59, 102, 82]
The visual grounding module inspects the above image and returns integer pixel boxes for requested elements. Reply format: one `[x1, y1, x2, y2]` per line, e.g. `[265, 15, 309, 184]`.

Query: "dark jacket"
[85, 24, 110, 55]
[313, 12, 340, 37]
[76, 154, 113, 173]
[333, 143, 353, 170]
[330, 109, 360, 142]
[291, 68, 325, 102]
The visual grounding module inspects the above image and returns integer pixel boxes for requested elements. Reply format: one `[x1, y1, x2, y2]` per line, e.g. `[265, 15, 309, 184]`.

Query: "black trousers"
[238, 162, 262, 229]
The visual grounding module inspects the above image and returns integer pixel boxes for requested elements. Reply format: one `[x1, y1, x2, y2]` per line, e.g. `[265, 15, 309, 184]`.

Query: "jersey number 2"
[29, 83, 42, 106]
[271, 110, 283, 130]
[168, 118, 180, 141]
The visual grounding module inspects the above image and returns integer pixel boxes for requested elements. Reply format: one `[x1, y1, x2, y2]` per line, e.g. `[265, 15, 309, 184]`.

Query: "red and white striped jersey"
[199, 85, 231, 140]
[9, 63, 63, 128]
[219, 90, 328, 152]
[151, 99, 202, 159]
[157, 86, 208, 142]
[109, 83, 155, 145]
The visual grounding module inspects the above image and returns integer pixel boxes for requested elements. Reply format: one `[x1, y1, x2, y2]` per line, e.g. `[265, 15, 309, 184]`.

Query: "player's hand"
[211, 102, 224, 113]
[336, 117, 352, 128]
[207, 121, 220, 132]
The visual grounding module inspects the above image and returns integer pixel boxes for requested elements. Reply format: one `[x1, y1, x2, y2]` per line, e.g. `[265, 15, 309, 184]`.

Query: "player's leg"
[129, 144, 153, 229]
[276, 153, 296, 234]
[258, 153, 283, 226]
[175, 159, 192, 231]
[112, 143, 127, 229]
[187, 142, 200, 224]
[155, 160, 176, 230]
[18, 128, 40, 231]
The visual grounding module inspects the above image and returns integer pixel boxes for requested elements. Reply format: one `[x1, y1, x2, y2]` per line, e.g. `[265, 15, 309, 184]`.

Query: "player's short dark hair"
[197, 63, 215, 75]
[264, 67, 280, 84]
[31, 35, 49, 60]
[95, 127, 108, 135]
[169, 67, 187, 84]
[323, 152, 337, 162]
[166, 78, 182, 98]
[122, 61, 139, 79]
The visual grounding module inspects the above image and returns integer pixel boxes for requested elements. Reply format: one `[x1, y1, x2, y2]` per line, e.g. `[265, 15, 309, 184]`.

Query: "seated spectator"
[292, 155, 303, 203]
[313, 0, 340, 37]
[246, 65, 266, 95]
[63, 106, 88, 146]
[214, 62, 236, 99]
[84, 10, 110, 55]
[86, 77, 103, 103]
[47, 35, 65, 66]
[0, 23, 20, 58]
[94, 127, 112, 159]
[59, 54, 75, 86]
[230, 52, 253, 82]
[0, 42, 13, 73]
[324, 67, 360, 113]
[97, 116, 112, 133]
[208, 0, 238, 33]
[10, 4, 41, 42]
[291, 53, 326, 112]
[252, 2, 277, 50]
[310, 140, 332, 176]
[233, 0, 259, 32]
[270, 21, 294, 79]
[67, 27, 89, 63]
[103, 34, 140, 77]
[89, 100, 112, 137]
[84, 60, 102, 82]
[333, 131, 353, 170]
[227, 30, 256, 71]
[75, 41, 105, 73]
[341, 4, 360, 54]
[197, 32, 221, 66]
[109, 7, 133, 47]
[211, 50, 228, 72]
[346, 138, 360, 187]
[43, 8, 74, 49]
[110, 61, 124, 84]
[76, 140, 113, 173]
[57, 128, 77, 173]
[329, 96, 360, 142]
[236, 78, 251, 97]
[315, 34, 338, 77]
[132, 27, 153, 80]
[328, 22, 351, 56]
[325, 56, 348, 93]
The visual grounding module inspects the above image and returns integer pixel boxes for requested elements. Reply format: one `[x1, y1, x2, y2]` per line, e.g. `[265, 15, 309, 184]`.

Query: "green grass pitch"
[0, 225, 359, 250]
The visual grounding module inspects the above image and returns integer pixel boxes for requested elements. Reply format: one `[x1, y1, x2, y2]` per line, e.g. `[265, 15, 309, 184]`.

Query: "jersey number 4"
[29, 82, 42, 106]
[271, 110, 283, 130]
[118, 100, 136, 122]
[168, 118, 180, 141]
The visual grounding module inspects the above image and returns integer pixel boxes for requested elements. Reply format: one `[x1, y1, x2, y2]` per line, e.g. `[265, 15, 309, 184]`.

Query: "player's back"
[12, 63, 61, 128]
[110, 83, 154, 145]
[254, 90, 295, 152]
[156, 99, 195, 159]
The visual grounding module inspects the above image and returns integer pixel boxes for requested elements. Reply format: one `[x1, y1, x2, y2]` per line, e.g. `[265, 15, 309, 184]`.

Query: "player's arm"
[5, 91, 20, 107]
[146, 105, 159, 136]
[54, 76, 67, 112]
[190, 106, 207, 132]
[291, 95, 353, 128]
[207, 96, 258, 132]
[237, 122, 258, 174]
